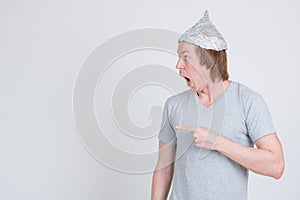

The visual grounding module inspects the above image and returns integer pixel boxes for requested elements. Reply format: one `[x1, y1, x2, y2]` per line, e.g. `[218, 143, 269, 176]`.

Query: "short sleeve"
[245, 93, 276, 142]
[158, 100, 177, 145]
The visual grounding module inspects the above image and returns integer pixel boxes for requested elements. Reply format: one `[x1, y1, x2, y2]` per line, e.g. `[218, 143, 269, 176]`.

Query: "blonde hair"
[198, 47, 229, 82]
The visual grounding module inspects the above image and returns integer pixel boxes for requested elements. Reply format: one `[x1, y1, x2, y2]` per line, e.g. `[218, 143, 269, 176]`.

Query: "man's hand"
[175, 125, 220, 150]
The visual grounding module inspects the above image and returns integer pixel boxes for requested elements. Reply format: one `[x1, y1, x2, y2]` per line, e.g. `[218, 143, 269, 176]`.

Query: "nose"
[176, 58, 185, 69]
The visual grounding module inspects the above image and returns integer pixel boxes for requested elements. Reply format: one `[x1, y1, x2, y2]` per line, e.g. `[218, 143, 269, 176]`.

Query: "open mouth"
[184, 77, 191, 82]
[180, 72, 191, 83]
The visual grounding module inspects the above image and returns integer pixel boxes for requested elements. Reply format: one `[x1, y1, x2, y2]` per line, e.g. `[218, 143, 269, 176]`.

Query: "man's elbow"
[272, 160, 285, 180]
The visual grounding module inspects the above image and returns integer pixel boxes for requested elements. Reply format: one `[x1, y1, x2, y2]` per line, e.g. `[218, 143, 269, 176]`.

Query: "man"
[151, 11, 284, 200]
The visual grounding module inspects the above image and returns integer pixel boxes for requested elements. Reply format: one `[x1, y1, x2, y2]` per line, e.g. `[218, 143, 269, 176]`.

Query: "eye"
[183, 55, 189, 61]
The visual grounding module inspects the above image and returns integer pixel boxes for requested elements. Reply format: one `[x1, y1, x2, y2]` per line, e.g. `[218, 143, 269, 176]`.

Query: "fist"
[175, 126, 220, 150]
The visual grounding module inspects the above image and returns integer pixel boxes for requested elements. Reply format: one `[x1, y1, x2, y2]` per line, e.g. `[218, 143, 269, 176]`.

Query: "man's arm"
[176, 126, 285, 179]
[215, 133, 284, 179]
[151, 141, 176, 200]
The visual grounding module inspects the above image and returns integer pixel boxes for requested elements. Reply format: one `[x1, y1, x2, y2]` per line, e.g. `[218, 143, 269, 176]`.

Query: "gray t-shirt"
[158, 81, 276, 200]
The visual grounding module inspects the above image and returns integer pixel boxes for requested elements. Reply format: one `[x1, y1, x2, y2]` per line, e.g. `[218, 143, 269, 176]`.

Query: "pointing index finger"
[175, 125, 196, 133]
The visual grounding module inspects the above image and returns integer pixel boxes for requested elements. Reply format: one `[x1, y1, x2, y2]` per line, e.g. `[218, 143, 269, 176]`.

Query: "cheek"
[188, 65, 207, 84]
[196, 70, 209, 84]
[194, 71, 206, 84]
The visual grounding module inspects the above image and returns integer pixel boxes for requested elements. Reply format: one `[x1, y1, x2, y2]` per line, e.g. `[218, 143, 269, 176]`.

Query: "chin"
[189, 86, 195, 91]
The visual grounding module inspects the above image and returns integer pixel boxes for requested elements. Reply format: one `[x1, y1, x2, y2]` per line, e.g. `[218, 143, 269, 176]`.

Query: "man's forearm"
[151, 167, 173, 200]
[214, 135, 284, 179]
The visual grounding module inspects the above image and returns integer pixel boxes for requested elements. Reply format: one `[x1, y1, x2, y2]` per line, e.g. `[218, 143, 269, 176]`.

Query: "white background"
[1, 0, 300, 199]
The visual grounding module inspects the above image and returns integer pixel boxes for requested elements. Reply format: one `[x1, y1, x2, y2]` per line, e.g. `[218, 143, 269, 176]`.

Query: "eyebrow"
[177, 50, 190, 55]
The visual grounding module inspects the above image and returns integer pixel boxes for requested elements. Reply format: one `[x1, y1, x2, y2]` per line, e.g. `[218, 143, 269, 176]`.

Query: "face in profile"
[176, 42, 209, 93]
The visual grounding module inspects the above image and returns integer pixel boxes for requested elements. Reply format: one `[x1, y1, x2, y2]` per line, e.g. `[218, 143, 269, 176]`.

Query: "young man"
[151, 11, 284, 200]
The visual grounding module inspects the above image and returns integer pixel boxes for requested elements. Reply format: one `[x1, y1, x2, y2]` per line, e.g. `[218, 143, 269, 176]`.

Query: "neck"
[197, 80, 230, 107]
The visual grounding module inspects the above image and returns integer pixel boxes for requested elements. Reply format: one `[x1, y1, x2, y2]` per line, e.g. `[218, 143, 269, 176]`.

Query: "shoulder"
[163, 89, 194, 117]
[165, 89, 194, 106]
[233, 81, 263, 104]
[233, 81, 269, 117]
